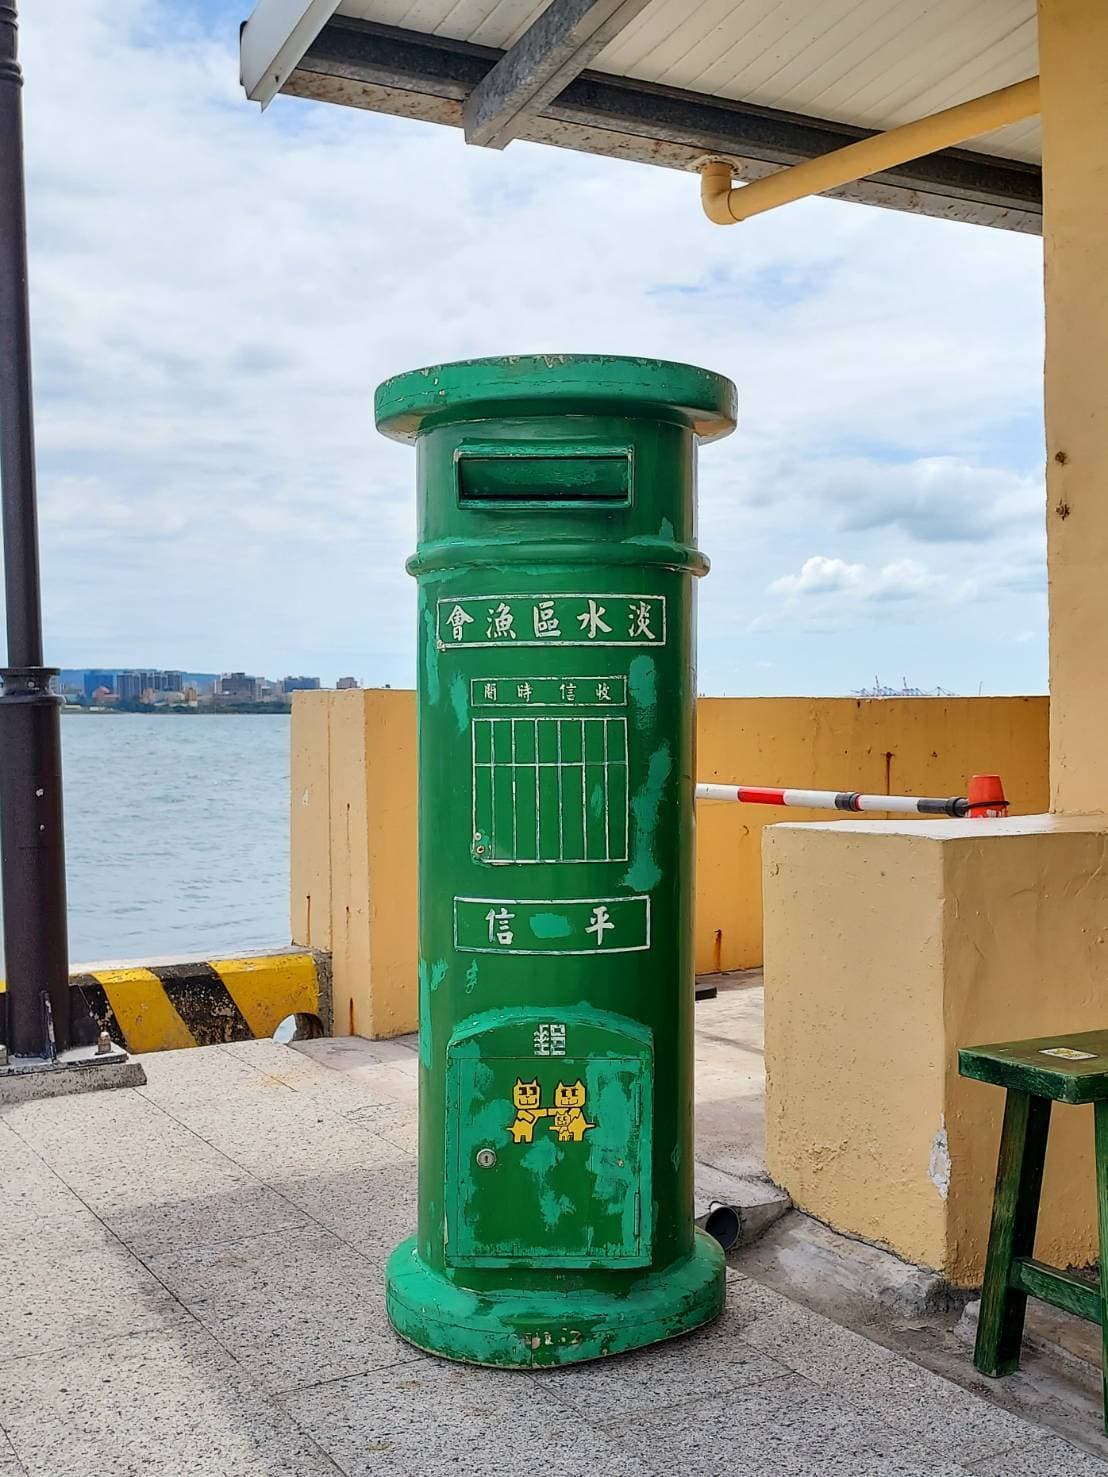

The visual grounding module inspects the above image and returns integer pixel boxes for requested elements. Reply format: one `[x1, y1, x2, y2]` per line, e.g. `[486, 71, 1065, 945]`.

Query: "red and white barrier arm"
[695, 775, 1009, 819]
[695, 784, 969, 816]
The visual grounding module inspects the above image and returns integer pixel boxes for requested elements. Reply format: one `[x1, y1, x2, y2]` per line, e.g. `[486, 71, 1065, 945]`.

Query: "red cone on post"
[967, 774, 1008, 819]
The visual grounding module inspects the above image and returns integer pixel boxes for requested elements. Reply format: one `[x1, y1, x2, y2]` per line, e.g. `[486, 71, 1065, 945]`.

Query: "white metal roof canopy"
[240, 0, 1041, 233]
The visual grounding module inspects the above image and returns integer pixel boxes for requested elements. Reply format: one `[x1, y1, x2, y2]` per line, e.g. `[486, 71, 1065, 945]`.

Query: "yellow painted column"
[294, 688, 418, 1038]
[289, 690, 333, 950]
[1040, 0, 1108, 811]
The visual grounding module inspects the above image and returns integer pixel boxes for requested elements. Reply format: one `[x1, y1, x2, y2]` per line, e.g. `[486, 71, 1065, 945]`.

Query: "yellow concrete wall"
[293, 691, 1048, 1040]
[290, 689, 417, 1039]
[941, 818, 1108, 1284]
[1040, 0, 1108, 812]
[290, 692, 332, 951]
[696, 697, 1048, 973]
[763, 825, 950, 1270]
[765, 815, 1108, 1285]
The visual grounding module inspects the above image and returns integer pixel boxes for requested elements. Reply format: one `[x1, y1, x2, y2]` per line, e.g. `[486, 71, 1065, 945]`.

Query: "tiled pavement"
[1, 1026, 1104, 1476]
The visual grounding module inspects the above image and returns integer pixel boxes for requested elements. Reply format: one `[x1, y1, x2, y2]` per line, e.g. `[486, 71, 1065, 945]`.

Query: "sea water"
[1, 714, 290, 968]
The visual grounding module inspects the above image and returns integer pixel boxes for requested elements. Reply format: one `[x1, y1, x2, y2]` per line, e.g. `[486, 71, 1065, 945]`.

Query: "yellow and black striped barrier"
[1, 952, 331, 1055]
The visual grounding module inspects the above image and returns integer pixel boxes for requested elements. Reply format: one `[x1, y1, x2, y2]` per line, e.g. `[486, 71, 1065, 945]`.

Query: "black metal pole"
[0, 0, 71, 1060]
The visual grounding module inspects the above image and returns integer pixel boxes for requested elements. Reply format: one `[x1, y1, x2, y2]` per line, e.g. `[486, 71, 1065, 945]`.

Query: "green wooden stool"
[960, 1029, 1108, 1430]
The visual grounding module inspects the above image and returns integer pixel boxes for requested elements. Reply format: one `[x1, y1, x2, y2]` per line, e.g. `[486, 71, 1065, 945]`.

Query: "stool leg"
[975, 1090, 1051, 1378]
[1093, 1102, 1108, 1433]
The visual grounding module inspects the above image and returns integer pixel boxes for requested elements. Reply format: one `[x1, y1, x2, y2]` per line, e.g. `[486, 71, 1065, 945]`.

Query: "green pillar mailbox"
[375, 354, 737, 1368]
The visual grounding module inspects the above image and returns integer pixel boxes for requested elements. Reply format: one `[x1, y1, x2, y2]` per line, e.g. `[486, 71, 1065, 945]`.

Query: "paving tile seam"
[590, 1370, 967, 1470]
[0, 1106, 206, 1295]
[266, 1350, 429, 1401]
[223, 1041, 372, 1085]
[68, 1248, 368, 1477]
[757, 1350, 1082, 1468]
[572, 1332, 1069, 1473]
[571, 1367, 805, 1430]
[537, 1357, 791, 1426]
[21, 1071, 428, 1439]
[126, 1074, 418, 1265]
[0, 1093, 388, 1398]
[0, 1112, 131, 1210]
[0, 1308, 206, 1370]
[967, 1435, 1108, 1472]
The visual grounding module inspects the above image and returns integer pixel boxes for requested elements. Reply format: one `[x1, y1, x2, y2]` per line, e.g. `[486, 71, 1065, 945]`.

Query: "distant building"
[283, 676, 321, 693]
[84, 670, 115, 700]
[216, 672, 260, 701]
[336, 677, 359, 690]
[115, 670, 186, 702]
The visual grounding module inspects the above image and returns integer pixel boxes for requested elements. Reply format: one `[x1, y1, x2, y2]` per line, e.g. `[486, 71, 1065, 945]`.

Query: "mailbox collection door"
[445, 1014, 653, 1267]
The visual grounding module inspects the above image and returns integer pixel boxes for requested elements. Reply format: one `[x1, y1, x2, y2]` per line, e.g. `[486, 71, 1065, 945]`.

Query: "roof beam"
[288, 19, 1042, 234]
[462, 0, 654, 149]
[241, 0, 341, 107]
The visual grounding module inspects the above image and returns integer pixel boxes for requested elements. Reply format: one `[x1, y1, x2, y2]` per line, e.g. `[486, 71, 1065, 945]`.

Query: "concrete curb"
[2, 950, 331, 1055]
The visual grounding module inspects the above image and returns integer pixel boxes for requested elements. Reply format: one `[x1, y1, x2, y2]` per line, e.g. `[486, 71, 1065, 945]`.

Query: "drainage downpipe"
[700, 75, 1040, 226]
[696, 1202, 743, 1252]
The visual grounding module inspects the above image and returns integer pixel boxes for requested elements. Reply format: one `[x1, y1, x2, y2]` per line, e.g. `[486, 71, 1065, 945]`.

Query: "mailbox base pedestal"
[385, 1230, 725, 1369]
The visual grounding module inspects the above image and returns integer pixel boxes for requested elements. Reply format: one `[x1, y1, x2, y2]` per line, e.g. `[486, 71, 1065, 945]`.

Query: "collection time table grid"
[472, 714, 629, 864]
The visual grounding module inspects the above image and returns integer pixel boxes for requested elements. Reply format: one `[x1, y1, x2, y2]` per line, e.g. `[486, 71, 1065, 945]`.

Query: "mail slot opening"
[456, 453, 631, 506]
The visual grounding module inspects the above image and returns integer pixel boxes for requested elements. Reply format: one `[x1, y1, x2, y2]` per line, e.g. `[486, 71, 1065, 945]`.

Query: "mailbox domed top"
[375, 354, 736, 444]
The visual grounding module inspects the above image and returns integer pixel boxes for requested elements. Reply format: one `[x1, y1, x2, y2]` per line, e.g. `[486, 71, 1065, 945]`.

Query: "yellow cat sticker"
[507, 1077, 595, 1144]
[508, 1078, 544, 1143]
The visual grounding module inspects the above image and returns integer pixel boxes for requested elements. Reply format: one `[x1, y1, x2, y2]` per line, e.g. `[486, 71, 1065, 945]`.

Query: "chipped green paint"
[627, 654, 657, 728]
[455, 1062, 503, 1239]
[417, 959, 432, 1068]
[422, 607, 440, 706]
[448, 670, 469, 734]
[527, 911, 572, 940]
[386, 1230, 725, 1368]
[623, 744, 672, 893]
[418, 958, 448, 1068]
[379, 354, 734, 1367]
[522, 1136, 574, 1231]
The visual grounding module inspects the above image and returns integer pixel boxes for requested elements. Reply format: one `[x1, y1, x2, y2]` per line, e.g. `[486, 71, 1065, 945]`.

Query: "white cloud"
[815, 458, 1044, 543]
[770, 556, 865, 598]
[12, 0, 1048, 694]
[762, 554, 953, 632]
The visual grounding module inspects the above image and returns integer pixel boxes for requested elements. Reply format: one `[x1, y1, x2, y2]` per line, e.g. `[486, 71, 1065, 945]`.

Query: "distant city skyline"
[55, 666, 953, 699]
[58, 667, 357, 686]
[54, 667, 363, 708]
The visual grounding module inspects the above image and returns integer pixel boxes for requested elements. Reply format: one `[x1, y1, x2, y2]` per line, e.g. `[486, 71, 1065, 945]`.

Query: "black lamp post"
[0, 0, 72, 1062]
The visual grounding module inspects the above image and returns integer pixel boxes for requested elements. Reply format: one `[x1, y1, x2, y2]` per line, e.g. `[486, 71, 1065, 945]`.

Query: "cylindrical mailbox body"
[376, 355, 736, 1368]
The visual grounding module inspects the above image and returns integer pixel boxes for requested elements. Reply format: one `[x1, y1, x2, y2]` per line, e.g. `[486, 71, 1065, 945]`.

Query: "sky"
[13, 0, 1047, 696]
